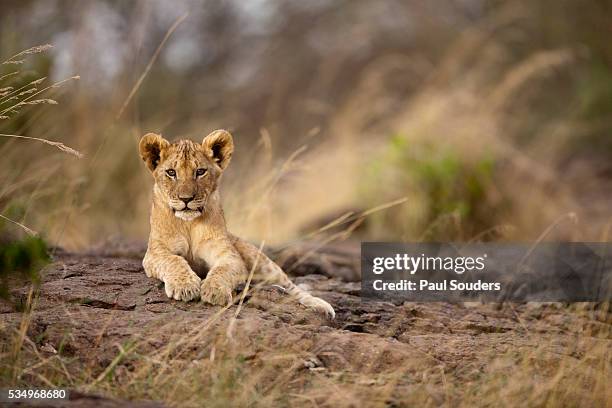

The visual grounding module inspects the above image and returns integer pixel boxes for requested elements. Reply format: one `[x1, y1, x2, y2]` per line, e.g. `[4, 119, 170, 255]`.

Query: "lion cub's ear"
[139, 133, 170, 172]
[202, 129, 234, 170]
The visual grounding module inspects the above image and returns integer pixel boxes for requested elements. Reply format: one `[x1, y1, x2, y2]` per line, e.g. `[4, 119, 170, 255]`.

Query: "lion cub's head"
[139, 130, 233, 221]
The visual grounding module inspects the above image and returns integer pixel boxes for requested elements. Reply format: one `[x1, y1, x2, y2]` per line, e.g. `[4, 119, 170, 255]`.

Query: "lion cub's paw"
[163, 272, 201, 302]
[300, 296, 336, 319]
[200, 276, 233, 306]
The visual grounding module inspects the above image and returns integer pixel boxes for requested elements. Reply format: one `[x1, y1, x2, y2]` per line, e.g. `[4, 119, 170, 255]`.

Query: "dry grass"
[1, 290, 609, 407]
[0, 45, 82, 241]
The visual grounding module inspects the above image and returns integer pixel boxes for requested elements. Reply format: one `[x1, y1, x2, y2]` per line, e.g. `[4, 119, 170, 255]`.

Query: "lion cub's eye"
[166, 169, 176, 178]
[195, 168, 207, 177]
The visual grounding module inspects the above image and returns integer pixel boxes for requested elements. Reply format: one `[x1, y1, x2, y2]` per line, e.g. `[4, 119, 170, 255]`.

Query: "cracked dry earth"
[1, 242, 608, 407]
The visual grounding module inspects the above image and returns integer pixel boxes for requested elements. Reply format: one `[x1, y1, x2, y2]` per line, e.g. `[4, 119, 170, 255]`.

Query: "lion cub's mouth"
[173, 207, 204, 221]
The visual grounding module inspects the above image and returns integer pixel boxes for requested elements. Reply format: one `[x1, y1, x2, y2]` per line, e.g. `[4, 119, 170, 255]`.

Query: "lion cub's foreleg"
[231, 236, 335, 319]
[196, 239, 247, 306]
[143, 246, 201, 301]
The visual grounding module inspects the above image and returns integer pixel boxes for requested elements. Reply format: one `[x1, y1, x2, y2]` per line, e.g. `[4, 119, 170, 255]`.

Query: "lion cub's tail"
[231, 236, 335, 319]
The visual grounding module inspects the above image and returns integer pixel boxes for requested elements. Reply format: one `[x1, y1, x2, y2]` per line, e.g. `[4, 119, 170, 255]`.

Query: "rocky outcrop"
[1, 243, 605, 407]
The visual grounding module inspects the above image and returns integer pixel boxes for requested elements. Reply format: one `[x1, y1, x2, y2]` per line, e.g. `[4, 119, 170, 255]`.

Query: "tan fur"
[139, 130, 335, 318]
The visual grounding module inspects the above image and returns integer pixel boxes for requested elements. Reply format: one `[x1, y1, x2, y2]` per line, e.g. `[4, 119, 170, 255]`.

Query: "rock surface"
[0, 243, 606, 406]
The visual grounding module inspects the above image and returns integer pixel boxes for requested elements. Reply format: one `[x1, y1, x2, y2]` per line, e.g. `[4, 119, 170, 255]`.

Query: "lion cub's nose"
[179, 195, 195, 204]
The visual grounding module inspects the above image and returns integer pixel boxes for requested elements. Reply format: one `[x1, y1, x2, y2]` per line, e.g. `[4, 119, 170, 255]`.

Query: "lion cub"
[139, 130, 335, 318]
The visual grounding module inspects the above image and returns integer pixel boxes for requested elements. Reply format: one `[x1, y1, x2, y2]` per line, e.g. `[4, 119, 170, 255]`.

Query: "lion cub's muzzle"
[169, 196, 205, 221]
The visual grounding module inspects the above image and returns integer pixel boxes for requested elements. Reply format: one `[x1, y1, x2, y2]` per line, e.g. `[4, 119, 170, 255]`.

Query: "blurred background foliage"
[0, 0, 611, 249]
[0, 223, 48, 300]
